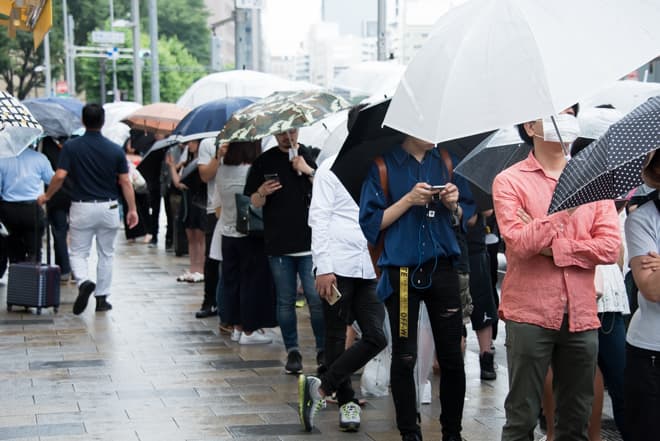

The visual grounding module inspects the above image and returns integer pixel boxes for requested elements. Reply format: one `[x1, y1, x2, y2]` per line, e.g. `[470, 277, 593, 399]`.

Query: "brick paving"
[0, 236, 622, 441]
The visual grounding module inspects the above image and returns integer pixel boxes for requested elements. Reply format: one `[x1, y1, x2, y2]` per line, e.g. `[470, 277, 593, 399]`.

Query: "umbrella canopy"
[330, 61, 406, 102]
[331, 98, 406, 203]
[216, 90, 350, 144]
[383, 0, 660, 144]
[22, 97, 83, 137]
[298, 109, 348, 149]
[0, 91, 43, 158]
[548, 96, 660, 214]
[454, 127, 531, 194]
[581, 80, 660, 115]
[102, 100, 142, 143]
[122, 103, 190, 135]
[172, 97, 256, 143]
[176, 70, 321, 108]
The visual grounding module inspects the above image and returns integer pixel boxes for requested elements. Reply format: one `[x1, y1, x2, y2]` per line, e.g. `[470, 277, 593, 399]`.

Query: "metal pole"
[377, 0, 387, 61]
[68, 14, 76, 92]
[234, 8, 244, 70]
[131, 0, 143, 104]
[148, 0, 160, 103]
[109, 0, 119, 102]
[43, 32, 52, 97]
[62, 0, 71, 91]
[100, 59, 107, 105]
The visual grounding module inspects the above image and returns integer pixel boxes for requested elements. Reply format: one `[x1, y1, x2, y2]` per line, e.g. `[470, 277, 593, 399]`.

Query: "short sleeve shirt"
[625, 200, 660, 351]
[197, 138, 219, 213]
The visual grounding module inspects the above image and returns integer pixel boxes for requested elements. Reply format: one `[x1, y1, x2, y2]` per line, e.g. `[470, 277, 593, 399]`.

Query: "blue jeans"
[598, 312, 628, 440]
[268, 255, 324, 352]
[48, 207, 71, 274]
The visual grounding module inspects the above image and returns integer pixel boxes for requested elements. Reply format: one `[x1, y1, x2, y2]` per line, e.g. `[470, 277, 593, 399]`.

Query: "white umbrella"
[103, 101, 142, 146]
[331, 61, 406, 102]
[298, 109, 348, 150]
[580, 80, 660, 115]
[176, 70, 320, 109]
[383, 0, 660, 144]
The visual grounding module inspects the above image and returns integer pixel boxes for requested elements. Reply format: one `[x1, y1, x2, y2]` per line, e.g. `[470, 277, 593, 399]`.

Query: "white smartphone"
[430, 185, 447, 191]
[327, 284, 342, 305]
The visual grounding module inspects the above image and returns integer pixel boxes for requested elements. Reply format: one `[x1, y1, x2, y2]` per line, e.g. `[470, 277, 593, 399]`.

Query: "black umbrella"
[180, 158, 201, 189]
[137, 136, 178, 177]
[331, 99, 406, 203]
[549, 96, 660, 214]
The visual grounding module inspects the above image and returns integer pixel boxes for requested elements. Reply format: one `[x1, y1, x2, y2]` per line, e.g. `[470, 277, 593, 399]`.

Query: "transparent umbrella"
[0, 91, 43, 158]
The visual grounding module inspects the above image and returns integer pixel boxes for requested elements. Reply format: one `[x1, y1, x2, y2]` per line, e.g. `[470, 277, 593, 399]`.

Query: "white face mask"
[539, 114, 580, 144]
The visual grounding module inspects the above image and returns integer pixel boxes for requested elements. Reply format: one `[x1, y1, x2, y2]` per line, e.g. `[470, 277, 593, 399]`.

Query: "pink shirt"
[492, 152, 621, 332]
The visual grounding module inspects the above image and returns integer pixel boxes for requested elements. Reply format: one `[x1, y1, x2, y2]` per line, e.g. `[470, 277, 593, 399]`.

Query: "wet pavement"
[0, 234, 622, 441]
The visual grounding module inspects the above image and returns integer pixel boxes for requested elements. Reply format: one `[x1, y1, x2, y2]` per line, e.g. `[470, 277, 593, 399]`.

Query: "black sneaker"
[195, 305, 217, 319]
[402, 431, 422, 441]
[95, 296, 113, 312]
[480, 351, 497, 380]
[298, 374, 323, 432]
[285, 350, 303, 374]
[316, 350, 326, 374]
[73, 280, 96, 315]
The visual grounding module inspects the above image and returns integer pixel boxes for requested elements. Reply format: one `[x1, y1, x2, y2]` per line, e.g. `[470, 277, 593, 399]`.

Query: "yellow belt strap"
[399, 267, 409, 338]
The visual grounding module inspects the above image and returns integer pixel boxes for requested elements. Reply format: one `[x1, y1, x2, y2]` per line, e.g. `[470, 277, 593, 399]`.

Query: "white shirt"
[308, 155, 376, 279]
[197, 138, 221, 213]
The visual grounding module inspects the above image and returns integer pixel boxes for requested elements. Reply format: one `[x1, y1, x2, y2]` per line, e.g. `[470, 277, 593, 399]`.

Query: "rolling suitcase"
[6, 208, 60, 315]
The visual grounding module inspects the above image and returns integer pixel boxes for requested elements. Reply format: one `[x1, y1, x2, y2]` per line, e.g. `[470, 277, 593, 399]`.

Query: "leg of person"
[542, 368, 555, 441]
[93, 201, 121, 312]
[236, 237, 272, 344]
[147, 181, 161, 245]
[0, 236, 7, 278]
[164, 186, 174, 249]
[24, 204, 46, 263]
[468, 252, 497, 379]
[552, 317, 598, 441]
[198, 212, 218, 317]
[597, 312, 628, 439]
[216, 260, 230, 333]
[425, 263, 464, 441]
[385, 267, 423, 440]
[625, 345, 660, 441]
[0, 202, 30, 263]
[297, 255, 325, 365]
[221, 236, 242, 338]
[501, 321, 556, 441]
[588, 367, 604, 441]
[69, 202, 98, 314]
[48, 206, 71, 277]
[268, 255, 302, 373]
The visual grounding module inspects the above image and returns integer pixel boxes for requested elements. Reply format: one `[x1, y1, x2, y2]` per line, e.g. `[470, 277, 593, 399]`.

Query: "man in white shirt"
[299, 154, 387, 433]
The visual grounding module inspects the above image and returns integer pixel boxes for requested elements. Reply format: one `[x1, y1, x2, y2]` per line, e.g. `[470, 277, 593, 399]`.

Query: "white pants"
[69, 201, 120, 297]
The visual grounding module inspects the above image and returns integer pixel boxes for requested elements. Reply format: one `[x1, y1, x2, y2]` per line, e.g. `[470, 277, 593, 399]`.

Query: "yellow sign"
[0, 0, 52, 48]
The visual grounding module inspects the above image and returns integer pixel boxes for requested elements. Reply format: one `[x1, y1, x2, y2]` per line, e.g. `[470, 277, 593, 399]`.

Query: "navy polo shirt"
[58, 131, 128, 202]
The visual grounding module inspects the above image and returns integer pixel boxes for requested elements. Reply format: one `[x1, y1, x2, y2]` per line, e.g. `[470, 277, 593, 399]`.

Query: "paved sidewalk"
[0, 237, 621, 441]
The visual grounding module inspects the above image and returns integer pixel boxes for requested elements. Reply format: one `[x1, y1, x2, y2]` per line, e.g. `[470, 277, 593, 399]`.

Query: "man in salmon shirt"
[492, 105, 621, 441]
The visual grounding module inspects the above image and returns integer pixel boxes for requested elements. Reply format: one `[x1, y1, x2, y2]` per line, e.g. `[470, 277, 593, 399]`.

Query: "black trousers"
[625, 343, 660, 441]
[0, 201, 45, 263]
[319, 276, 387, 406]
[385, 259, 465, 439]
[203, 213, 219, 309]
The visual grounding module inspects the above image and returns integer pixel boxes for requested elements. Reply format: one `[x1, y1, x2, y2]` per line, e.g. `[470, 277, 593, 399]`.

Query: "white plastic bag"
[360, 345, 391, 397]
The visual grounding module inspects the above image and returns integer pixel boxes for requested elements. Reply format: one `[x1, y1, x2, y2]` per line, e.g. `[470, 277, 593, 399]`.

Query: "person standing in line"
[244, 128, 325, 375]
[38, 104, 138, 314]
[492, 106, 621, 441]
[359, 136, 476, 441]
[299, 153, 387, 433]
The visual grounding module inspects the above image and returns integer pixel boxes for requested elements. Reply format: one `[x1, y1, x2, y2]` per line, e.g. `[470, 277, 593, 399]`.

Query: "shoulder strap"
[654, 199, 660, 213]
[374, 156, 388, 200]
[439, 148, 453, 182]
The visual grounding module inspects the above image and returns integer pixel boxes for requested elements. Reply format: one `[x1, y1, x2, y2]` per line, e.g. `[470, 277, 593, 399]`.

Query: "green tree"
[78, 30, 205, 104]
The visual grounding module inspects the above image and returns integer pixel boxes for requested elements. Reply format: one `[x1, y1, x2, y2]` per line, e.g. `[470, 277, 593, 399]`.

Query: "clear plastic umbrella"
[0, 91, 43, 158]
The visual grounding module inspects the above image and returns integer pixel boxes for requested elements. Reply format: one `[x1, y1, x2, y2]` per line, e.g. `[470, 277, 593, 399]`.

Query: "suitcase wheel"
[7, 304, 11, 312]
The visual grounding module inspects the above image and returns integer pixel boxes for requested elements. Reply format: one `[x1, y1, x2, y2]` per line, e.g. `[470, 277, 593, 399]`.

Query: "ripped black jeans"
[385, 259, 465, 439]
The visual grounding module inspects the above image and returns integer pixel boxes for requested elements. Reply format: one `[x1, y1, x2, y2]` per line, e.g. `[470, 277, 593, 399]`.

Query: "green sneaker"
[298, 374, 323, 432]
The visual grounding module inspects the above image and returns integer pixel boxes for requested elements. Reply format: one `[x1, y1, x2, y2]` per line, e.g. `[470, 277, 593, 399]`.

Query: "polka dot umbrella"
[548, 96, 660, 214]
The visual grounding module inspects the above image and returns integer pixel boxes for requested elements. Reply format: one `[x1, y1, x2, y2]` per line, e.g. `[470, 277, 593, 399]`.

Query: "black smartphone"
[264, 173, 280, 182]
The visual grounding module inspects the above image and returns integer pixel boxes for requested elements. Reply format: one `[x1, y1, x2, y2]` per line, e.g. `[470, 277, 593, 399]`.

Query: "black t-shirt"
[244, 144, 317, 255]
[58, 131, 128, 201]
[466, 212, 487, 255]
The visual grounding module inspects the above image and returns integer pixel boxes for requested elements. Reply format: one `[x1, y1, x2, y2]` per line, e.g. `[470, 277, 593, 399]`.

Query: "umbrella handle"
[549, 115, 571, 160]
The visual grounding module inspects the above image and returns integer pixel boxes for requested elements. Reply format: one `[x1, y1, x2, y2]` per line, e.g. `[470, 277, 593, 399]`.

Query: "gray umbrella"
[454, 127, 531, 194]
[22, 100, 82, 137]
[549, 95, 660, 214]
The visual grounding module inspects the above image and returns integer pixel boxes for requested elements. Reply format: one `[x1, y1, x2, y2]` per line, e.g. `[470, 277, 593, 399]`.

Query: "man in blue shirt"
[359, 136, 475, 441]
[38, 104, 138, 314]
[0, 147, 54, 263]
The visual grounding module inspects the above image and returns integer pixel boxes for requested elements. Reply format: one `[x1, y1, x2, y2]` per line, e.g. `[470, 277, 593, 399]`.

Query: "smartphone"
[264, 173, 280, 182]
[430, 185, 447, 191]
[327, 284, 343, 305]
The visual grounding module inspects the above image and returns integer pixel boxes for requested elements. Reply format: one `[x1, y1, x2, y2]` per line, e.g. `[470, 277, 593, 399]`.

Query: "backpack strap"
[368, 157, 388, 278]
[654, 199, 660, 213]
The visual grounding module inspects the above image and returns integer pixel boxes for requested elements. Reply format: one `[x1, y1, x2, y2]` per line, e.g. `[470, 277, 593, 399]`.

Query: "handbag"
[235, 193, 263, 236]
[129, 162, 149, 194]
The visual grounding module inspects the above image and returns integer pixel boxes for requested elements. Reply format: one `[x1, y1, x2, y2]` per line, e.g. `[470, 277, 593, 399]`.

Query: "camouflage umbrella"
[0, 91, 43, 158]
[216, 90, 350, 144]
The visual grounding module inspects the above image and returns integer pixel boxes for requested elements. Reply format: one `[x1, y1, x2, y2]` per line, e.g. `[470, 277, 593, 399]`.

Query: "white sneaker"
[421, 380, 432, 404]
[231, 329, 241, 342]
[188, 272, 204, 283]
[339, 401, 361, 432]
[239, 329, 272, 345]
